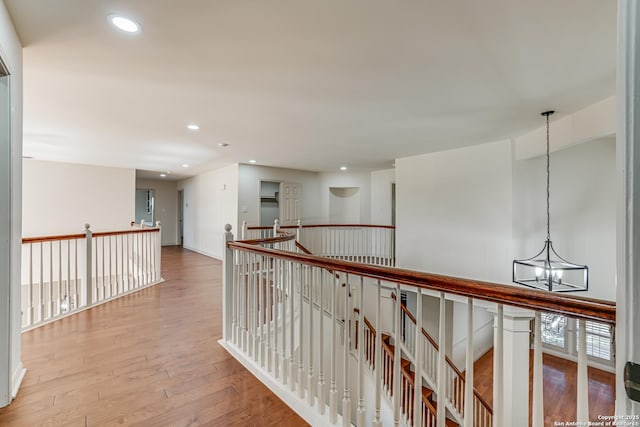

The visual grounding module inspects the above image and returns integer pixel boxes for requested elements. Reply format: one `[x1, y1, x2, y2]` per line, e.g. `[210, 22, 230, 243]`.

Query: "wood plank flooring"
[0, 246, 307, 427]
[473, 348, 615, 426]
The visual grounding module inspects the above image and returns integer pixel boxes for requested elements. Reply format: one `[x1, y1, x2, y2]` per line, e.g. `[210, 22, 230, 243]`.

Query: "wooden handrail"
[247, 223, 396, 230]
[22, 227, 160, 244]
[295, 241, 313, 255]
[227, 240, 615, 324]
[22, 233, 86, 244]
[93, 228, 159, 238]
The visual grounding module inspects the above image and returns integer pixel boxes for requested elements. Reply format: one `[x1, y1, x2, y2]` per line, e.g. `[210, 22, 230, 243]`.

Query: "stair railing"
[21, 222, 162, 330]
[394, 294, 493, 426]
[222, 224, 616, 427]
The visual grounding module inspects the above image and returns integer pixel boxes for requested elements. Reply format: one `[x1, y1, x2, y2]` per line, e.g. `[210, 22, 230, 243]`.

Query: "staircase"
[296, 238, 492, 426]
[360, 304, 492, 427]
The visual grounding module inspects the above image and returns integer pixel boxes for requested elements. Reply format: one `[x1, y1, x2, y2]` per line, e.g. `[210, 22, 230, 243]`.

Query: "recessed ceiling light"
[218, 143, 229, 147]
[109, 15, 142, 34]
[160, 173, 167, 178]
[187, 124, 200, 131]
[182, 164, 189, 168]
[248, 160, 257, 164]
[340, 166, 348, 171]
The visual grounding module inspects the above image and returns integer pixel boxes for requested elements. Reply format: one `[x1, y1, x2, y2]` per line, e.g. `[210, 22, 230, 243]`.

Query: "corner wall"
[178, 164, 239, 259]
[0, 0, 23, 407]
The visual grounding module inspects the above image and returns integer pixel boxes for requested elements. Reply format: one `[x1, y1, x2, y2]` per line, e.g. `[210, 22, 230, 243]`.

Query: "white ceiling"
[6, 0, 616, 179]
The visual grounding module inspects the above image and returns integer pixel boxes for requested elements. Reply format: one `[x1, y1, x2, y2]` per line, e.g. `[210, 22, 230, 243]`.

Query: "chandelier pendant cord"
[546, 113, 551, 241]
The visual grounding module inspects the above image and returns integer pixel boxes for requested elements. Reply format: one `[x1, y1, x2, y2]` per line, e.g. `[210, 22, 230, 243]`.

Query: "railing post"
[241, 220, 247, 240]
[222, 224, 234, 341]
[532, 311, 544, 427]
[84, 224, 93, 307]
[577, 319, 589, 422]
[296, 219, 302, 243]
[154, 221, 162, 282]
[273, 219, 279, 238]
[493, 304, 504, 427]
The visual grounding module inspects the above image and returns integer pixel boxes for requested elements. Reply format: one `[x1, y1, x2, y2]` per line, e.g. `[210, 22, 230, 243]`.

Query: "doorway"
[178, 190, 184, 246]
[135, 189, 154, 225]
[391, 182, 396, 226]
[260, 181, 280, 226]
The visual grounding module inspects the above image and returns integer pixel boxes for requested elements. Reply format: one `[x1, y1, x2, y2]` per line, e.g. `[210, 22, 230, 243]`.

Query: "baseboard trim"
[182, 246, 222, 261]
[11, 362, 25, 400]
[218, 339, 346, 427]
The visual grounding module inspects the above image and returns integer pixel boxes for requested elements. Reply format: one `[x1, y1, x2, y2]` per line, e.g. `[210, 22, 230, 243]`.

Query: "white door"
[279, 182, 301, 225]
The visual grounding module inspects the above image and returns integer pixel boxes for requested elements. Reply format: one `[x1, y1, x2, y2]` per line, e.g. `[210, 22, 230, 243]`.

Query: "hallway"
[0, 246, 306, 426]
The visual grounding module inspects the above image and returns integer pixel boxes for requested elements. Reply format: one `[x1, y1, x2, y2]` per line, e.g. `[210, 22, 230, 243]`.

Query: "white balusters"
[307, 265, 315, 406]
[393, 286, 402, 426]
[298, 264, 305, 399]
[318, 267, 326, 415]
[357, 277, 365, 426]
[330, 271, 338, 423]
[289, 260, 296, 392]
[342, 274, 351, 427]
[436, 292, 446, 427]
[464, 297, 474, 427]
[372, 279, 382, 427]
[414, 289, 424, 427]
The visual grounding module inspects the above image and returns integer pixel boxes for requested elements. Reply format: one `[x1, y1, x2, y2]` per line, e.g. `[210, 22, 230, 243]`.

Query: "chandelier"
[512, 111, 588, 292]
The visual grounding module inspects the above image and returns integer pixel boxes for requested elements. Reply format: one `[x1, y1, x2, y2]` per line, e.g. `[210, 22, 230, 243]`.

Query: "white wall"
[136, 178, 179, 246]
[329, 187, 360, 223]
[513, 137, 616, 301]
[178, 164, 239, 259]
[238, 164, 322, 226]
[319, 172, 371, 224]
[22, 160, 135, 236]
[395, 140, 513, 364]
[0, 0, 23, 407]
[396, 139, 514, 283]
[370, 168, 395, 225]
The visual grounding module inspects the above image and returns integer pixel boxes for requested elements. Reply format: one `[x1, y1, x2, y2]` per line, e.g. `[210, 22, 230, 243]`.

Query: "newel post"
[273, 219, 280, 237]
[84, 224, 93, 306]
[222, 224, 234, 341]
[241, 220, 247, 240]
[154, 221, 162, 281]
[296, 219, 302, 242]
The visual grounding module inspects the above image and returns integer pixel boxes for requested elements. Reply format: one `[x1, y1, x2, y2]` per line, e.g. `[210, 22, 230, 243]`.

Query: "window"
[541, 313, 567, 348]
[576, 320, 613, 361]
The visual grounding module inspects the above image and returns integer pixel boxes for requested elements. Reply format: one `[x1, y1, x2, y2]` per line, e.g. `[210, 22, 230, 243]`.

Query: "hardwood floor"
[0, 246, 307, 427]
[473, 348, 615, 426]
